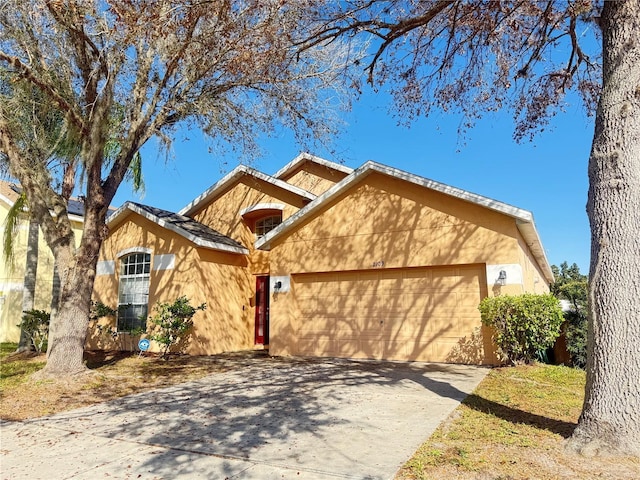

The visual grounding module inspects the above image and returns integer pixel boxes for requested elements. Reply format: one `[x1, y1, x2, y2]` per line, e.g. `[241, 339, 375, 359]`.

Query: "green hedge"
[479, 293, 564, 365]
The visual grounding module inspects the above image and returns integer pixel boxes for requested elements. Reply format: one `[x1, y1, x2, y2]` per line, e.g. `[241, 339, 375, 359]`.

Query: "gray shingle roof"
[126, 202, 247, 253]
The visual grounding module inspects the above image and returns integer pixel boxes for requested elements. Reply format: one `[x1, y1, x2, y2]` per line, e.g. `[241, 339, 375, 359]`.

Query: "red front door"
[255, 276, 270, 345]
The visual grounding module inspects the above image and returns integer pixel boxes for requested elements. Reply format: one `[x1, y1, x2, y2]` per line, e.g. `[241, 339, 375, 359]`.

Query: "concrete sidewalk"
[1, 356, 488, 480]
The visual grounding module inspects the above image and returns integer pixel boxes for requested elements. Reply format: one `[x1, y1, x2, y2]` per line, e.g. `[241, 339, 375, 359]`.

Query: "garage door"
[291, 264, 488, 363]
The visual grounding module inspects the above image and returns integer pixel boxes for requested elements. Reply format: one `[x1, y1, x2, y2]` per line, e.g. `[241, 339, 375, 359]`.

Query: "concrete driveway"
[1, 354, 488, 480]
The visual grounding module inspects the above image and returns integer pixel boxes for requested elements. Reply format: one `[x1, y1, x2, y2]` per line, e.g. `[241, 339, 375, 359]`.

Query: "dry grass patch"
[0, 343, 263, 421]
[397, 364, 640, 480]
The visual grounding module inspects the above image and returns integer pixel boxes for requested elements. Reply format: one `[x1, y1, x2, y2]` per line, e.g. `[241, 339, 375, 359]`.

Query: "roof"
[0, 180, 111, 220]
[0, 181, 21, 206]
[256, 161, 554, 283]
[179, 164, 316, 217]
[273, 152, 354, 180]
[108, 202, 248, 254]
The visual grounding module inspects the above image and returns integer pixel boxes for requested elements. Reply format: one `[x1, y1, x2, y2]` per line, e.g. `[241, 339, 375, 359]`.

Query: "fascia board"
[178, 165, 248, 216]
[67, 214, 84, 223]
[256, 165, 372, 250]
[246, 167, 316, 201]
[178, 165, 315, 217]
[0, 193, 15, 207]
[110, 202, 248, 255]
[273, 152, 354, 179]
[516, 219, 555, 283]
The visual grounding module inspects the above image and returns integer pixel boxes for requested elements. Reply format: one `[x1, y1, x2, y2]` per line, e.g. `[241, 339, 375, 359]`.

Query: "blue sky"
[113, 87, 593, 275]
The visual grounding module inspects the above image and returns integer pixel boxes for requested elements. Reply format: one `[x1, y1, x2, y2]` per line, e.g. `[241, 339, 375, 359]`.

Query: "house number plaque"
[372, 260, 385, 268]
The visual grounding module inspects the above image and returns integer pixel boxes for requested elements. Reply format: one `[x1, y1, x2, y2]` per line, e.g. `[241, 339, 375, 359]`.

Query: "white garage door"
[291, 264, 488, 363]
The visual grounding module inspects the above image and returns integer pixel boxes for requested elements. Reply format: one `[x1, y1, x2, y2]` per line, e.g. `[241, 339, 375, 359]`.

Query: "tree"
[1, 67, 80, 353]
[2, 192, 39, 352]
[0, 1, 355, 377]
[298, 0, 639, 458]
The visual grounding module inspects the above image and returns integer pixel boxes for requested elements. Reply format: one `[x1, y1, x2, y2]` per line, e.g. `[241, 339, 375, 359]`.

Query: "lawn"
[397, 364, 639, 480]
[1, 343, 638, 479]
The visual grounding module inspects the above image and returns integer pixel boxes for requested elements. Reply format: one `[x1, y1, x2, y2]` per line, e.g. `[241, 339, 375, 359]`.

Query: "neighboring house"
[91, 153, 553, 365]
[0, 181, 84, 342]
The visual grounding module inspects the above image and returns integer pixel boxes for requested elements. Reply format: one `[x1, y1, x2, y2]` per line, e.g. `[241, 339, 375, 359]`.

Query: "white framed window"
[117, 252, 151, 332]
[255, 214, 282, 237]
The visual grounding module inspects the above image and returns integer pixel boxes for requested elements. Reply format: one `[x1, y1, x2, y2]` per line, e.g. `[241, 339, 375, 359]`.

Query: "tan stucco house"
[91, 153, 553, 365]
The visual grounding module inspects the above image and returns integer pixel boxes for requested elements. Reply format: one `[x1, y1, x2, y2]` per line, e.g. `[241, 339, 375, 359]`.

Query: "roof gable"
[273, 152, 353, 181]
[178, 164, 315, 217]
[108, 202, 248, 254]
[256, 161, 553, 282]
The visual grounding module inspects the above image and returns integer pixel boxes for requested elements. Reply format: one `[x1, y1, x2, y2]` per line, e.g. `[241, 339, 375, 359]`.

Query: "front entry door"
[255, 276, 270, 345]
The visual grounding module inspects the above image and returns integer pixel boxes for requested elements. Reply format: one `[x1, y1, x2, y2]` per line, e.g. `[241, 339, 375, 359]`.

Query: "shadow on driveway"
[6, 353, 488, 480]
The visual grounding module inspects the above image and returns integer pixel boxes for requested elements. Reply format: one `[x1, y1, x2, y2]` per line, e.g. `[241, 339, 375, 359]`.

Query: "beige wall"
[0, 199, 83, 342]
[517, 230, 551, 294]
[191, 176, 308, 275]
[279, 162, 349, 196]
[269, 173, 523, 274]
[91, 214, 255, 355]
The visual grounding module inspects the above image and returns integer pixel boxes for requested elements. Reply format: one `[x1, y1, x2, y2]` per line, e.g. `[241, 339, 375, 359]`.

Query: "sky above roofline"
[112, 87, 592, 274]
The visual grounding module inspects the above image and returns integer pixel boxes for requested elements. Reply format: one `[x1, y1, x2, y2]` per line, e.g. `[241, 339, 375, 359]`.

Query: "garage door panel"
[302, 316, 335, 334]
[402, 293, 432, 317]
[402, 272, 433, 292]
[358, 293, 404, 319]
[291, 264, 486, 363]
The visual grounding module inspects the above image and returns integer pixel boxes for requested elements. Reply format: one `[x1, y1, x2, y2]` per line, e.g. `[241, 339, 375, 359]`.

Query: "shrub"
[90, 301, 117, 320]
[17, 309, 50, 354]
[564, 309, 588, 368]
[147, 296, 206, 359]
[550, 262, 588, 368]
[478, 293, 564, 365]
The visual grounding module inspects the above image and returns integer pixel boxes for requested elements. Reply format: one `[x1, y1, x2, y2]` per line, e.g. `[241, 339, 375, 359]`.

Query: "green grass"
[0, 342, 46, 389]
[0, 342, 17, 360]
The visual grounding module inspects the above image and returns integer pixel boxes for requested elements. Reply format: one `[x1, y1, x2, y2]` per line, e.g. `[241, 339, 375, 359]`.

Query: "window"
[117, 252, 150, 332]
[255, 214, 282, 237]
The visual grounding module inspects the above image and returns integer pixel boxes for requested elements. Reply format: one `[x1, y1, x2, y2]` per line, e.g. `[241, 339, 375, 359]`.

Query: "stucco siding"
[279, 162, 350, 196]
[0, 198, 83, 342]
[517, 230, 552, 294]
[191, 178, 312, 275]
[269, 173, 524, 274]
[91, 214, 253, 355]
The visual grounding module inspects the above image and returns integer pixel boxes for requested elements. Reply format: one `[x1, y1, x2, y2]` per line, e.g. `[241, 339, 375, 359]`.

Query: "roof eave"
[516, 219, 555, 284]
[178, 165, 315, 217]
[273, 152, 354, 180]
[109, 202, 248, 255]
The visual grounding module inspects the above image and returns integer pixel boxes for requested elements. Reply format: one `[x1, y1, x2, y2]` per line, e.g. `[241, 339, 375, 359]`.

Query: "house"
[90, 153, 553, 364]
[0, 181, 84, 342]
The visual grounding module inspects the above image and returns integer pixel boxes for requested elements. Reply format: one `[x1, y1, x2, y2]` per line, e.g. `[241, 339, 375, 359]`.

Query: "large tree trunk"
[16, 218, 39, 352]
[567, 0, 640, 457]
[39, 250, 97, 377]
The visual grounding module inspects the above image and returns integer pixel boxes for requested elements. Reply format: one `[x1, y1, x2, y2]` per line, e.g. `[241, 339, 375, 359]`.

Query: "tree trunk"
[567, 0, 640, 457]
[16, 218, 39, 352]
[38, 254, 97, 377]
[50, 264, 60, 321]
